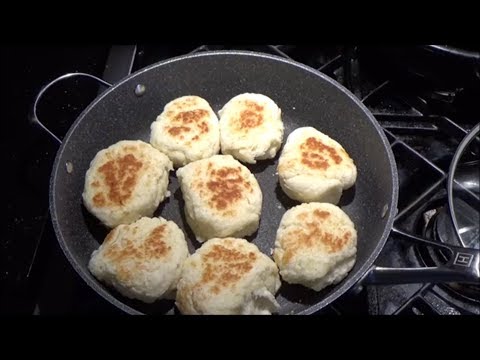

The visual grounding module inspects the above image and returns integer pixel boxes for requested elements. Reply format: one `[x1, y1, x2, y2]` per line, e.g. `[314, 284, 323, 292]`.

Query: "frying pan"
[33, 50, 480, 314]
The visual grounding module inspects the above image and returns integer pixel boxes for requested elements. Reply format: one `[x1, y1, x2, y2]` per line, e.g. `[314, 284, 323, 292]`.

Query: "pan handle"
[361, 227, 480, 286]
[365, 264, 478, 285]
[31, 73, 112, 144]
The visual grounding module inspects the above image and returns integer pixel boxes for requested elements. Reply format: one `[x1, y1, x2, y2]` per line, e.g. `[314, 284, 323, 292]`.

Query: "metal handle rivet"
[381, 204, 389, 218]
[135, 84, 146, 97]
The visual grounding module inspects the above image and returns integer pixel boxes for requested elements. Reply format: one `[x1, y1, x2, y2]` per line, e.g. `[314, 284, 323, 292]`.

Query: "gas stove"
[4, 45, 479, 315]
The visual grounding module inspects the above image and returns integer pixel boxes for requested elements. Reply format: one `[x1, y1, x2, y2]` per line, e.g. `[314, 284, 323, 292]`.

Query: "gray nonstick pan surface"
[40, 51, 400, 314]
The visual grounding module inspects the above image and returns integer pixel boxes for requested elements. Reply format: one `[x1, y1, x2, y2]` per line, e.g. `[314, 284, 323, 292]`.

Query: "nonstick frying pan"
[34, 50, 479, 314]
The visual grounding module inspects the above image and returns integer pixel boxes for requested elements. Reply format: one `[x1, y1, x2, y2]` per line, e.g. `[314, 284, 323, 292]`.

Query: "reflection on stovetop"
[25, 45, 480, 315]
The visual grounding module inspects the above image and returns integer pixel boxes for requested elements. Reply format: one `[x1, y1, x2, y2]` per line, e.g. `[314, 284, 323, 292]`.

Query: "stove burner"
[418, 200, 480, 304]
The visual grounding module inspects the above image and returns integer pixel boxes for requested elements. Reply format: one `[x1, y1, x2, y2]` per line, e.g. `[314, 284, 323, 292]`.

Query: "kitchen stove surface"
[5, 45, 479, 315]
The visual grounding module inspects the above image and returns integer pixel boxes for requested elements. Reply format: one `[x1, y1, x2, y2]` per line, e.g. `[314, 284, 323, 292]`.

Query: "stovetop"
[4, 45, 479, 315]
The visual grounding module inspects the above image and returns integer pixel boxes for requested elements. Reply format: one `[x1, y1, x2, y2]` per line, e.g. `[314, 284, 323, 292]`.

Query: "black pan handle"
[366, 265, 478, 285]
[361, 227, 480, 285]
[32, 73, 112, 144]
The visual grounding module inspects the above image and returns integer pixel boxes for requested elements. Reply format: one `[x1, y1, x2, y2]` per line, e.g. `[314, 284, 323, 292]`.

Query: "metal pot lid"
[447, 123, 480, 249]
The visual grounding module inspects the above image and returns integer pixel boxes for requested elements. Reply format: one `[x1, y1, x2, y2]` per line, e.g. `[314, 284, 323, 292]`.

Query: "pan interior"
[51, 52, 396, 315]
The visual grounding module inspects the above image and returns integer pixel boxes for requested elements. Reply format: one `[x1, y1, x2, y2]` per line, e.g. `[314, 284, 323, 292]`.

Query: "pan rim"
[49, 49, 399, 315]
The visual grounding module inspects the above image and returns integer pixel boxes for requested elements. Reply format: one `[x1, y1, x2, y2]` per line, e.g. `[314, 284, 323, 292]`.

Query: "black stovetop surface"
[3, 45, 479, 315]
